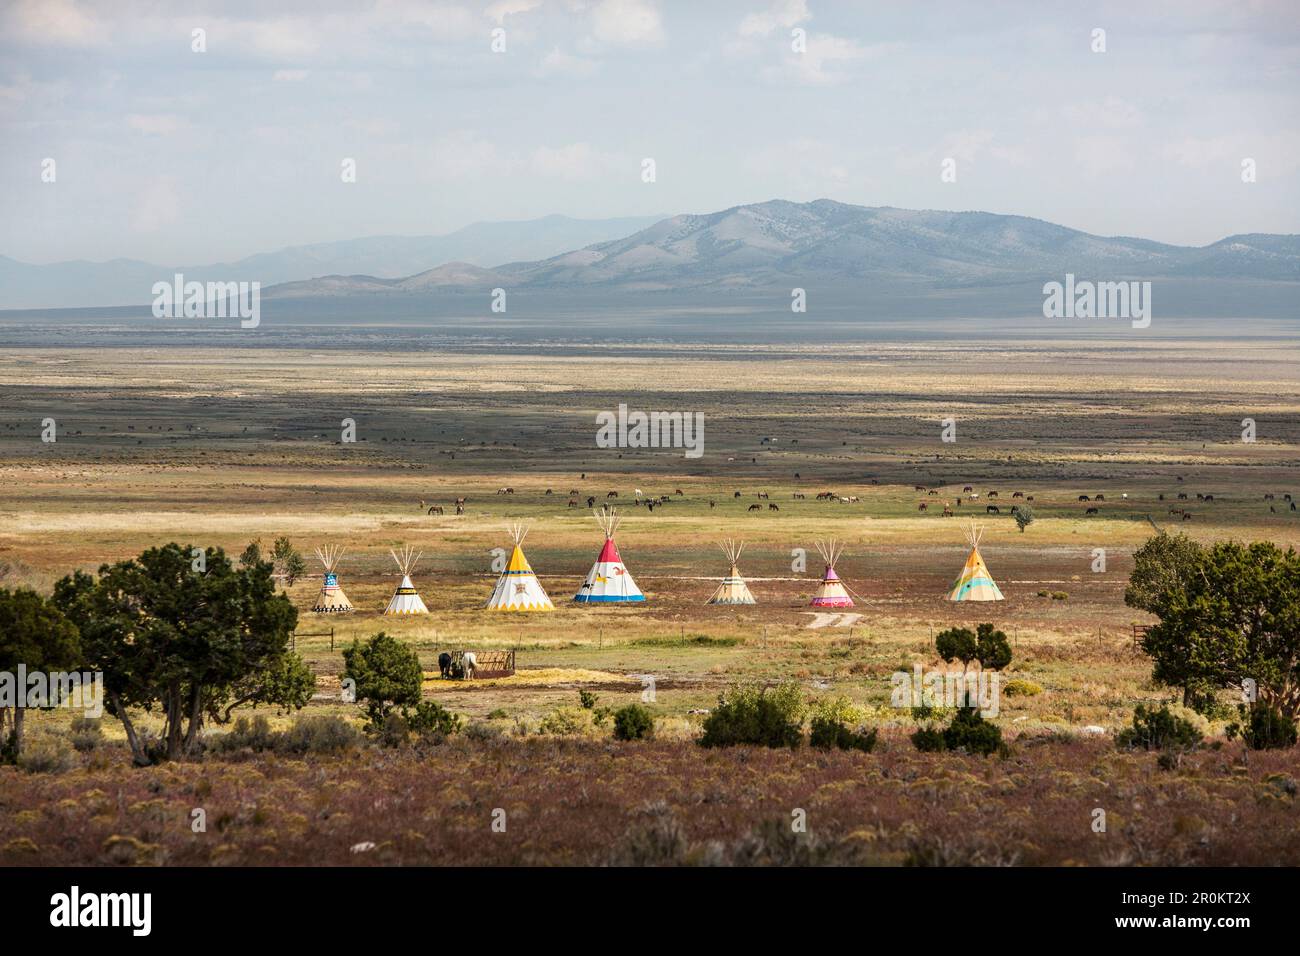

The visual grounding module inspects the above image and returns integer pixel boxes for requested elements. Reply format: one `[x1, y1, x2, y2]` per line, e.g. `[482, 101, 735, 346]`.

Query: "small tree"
[1013, 505, 1034, 533]
[270, 537, 306, 586]
[613, 704, 655, 741]
[52, 543, 306, 765]
[342, 632, 424, 731]
[0, 589, 81, 760]
[935, 627, 978, 673]
[975, 623, 1012, 671]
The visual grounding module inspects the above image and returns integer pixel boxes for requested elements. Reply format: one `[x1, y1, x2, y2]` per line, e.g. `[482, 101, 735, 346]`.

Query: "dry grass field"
[2, 338, 1299, 865]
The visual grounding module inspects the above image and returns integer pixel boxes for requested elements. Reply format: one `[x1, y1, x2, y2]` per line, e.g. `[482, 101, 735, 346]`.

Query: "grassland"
[1, 338, 1299, 864]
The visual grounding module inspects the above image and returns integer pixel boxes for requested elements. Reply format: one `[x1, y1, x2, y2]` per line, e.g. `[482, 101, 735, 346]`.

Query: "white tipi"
[574, 508, 645, 603]
[383, 545, 429, 615]
[707, 539, 757, 605]
[809, 538, 854, 607]
[312, 545, 354, 613]
[486, 523, 554, 612]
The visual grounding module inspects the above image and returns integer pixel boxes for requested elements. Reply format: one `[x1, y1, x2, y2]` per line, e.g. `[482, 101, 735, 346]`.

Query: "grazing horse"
[757, 491, 769, 499]
[438, 653, 453, 678]
[607, 491, 618, 498]
[918, 502, 928, 511]
[963, 485, 974, 493]
[1094, 494, 1105, 501]
[768, 503, 780, 511]
[427, 505, 444, 515]
[675, 489, 684, 496]
[734, 491, 742, 498]
[986, 505, 1000, 514]
[748, 503, 761, 512]
[1182, 512, 1193, 521]
[461, 651, 477, 680]
[568, 498, 578, 508]
[1078, 495, 1090, 502]
[988, 491, 999, 499]
[1085, 507, 1099, 515]
[586, 496, 596, 507]
[792, 492, 806, 499]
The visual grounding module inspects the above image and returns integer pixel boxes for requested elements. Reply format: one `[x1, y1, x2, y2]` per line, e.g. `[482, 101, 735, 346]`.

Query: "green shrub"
[539, 705, 596, 736]
[68, 716, 104, 752]
[699, 682, 803, 749]
[406, 700, 462, 740]
[17, 733, 77, 773]
[1117, 704, 1202, 751]
[211, 714, 277, 752]
[809, 715, 877, 752]
[911, 725, 946, 752]
[613, 704, 655, 741]
[1036, 589, 1050, 598]
[1051, 591, 1068, 601]
[463, 720, 504, 742]
[942, 708, 1005, 756]
[577, 689, 599, 710]
[487, 708, 509, 720]
[378, 711, 411, 748]
[1004, 678, 1043, 697]
[1228, 703, 1298, 751]
[911, 709, 1005, 757]
[279, 715, 360, 754]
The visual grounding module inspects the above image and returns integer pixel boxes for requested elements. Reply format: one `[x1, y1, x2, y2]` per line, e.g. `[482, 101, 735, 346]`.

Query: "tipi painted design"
[384, 545, 430, 615]
[707, 539, 757, 605]
[574, 508, 645, 603]
[311, 545, 354, 613]
[486, 523, 554, 612]
[809, 539, 854, 607]
[948, 521, 1004, 601]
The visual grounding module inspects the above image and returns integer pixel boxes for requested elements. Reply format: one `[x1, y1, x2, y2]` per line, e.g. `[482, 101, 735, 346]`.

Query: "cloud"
[765, 33, 892, 86]
[590, 0, 664, 48]
[743, 138, 854, 193]
[1074, 135, 1137, 176]
[1061, 96, 1144, 130]
[537, 47, 599, 77]
[126, 113, 190, 135]
[531, 142, 617, 179]
[2, 0, 103, 48]
[272, 69, 311, 82]
[738, 0, 809, 38]
[130, 177, 182, 233]
[487, 0, 543, 23]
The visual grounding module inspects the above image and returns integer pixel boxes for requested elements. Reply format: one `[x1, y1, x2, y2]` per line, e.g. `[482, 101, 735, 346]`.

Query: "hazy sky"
[2, 0, 1298, 264]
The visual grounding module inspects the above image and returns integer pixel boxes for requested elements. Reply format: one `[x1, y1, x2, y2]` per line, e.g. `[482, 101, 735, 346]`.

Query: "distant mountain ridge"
[0, 214, 663, 309]
[262, 199, 1300, 299]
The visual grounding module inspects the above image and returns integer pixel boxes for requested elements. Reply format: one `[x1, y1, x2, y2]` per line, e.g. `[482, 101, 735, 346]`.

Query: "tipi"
[948, 521, 1004, 601]
[383, 545, 430, 615]
[312, 545, 354, 613]
[707, 539, 757, 605]
[486, 523, 554, 612]
[809, 539, 854, 607]
[574, 508, 645, 603]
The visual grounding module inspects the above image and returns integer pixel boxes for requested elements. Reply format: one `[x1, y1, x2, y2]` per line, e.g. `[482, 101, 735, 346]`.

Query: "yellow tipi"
[486, 523, 554, 611]
[947, 522, 1005, 601]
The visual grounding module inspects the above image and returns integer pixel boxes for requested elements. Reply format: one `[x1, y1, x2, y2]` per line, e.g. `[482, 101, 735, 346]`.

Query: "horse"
[461, 651, 477, 680]
[438, 653, 453, 678]
[747, 503, 761, 512]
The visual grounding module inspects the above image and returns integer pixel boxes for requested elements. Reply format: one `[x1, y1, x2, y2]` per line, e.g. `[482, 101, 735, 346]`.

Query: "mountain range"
[0, 214, 661, 310]
[4, 200, 1297, 310]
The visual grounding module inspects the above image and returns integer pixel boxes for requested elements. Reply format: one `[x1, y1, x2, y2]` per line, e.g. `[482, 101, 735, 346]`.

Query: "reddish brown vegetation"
[4, 734, 1300, 866]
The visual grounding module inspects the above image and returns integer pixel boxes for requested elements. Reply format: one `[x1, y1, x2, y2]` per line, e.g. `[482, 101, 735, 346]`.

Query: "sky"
[1, 0, 1298, 265]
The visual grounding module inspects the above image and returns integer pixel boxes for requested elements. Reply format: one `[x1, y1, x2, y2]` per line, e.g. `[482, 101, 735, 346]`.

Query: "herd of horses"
[413, 486, 1295, 523]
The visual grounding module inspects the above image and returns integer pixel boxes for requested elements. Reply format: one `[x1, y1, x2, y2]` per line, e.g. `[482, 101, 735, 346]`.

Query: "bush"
[911, 725, 946, 752]
[17, 733, 77, 773]
[1004, 678, 1043, 697]
[943, 708, 1005, 756]
[809, 715, 877, 752]
[1051, 591, 1068, 601]
[612, 704, 655, 741]
[406, 700, 462, 741]
[577, 689, 599, 710]
[463, 721, 504, 742]
[1228, 703, 1298, 751]
[486, 708, 509, 720]
[68, 716, 104, 752]
[211, 714, 277, 753]
[341, 632, 424, 731]
[378, 711, 410, 748]
[279, 715, 360, 754]
[911, 709, 1005, 757]
[699, 682, 803, 749]
[1117, 704, 1202, 751]
[539, 705, 596, 736]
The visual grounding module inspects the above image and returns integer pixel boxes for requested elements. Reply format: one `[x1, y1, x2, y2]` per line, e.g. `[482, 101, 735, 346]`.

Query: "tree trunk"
[165, 684, 184, 760]
[182, 684, 204, 754]
[111, 691, 152, 767]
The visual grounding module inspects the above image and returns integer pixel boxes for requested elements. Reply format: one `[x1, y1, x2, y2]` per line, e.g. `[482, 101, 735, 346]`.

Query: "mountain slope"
[0, 214, 662, 309]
